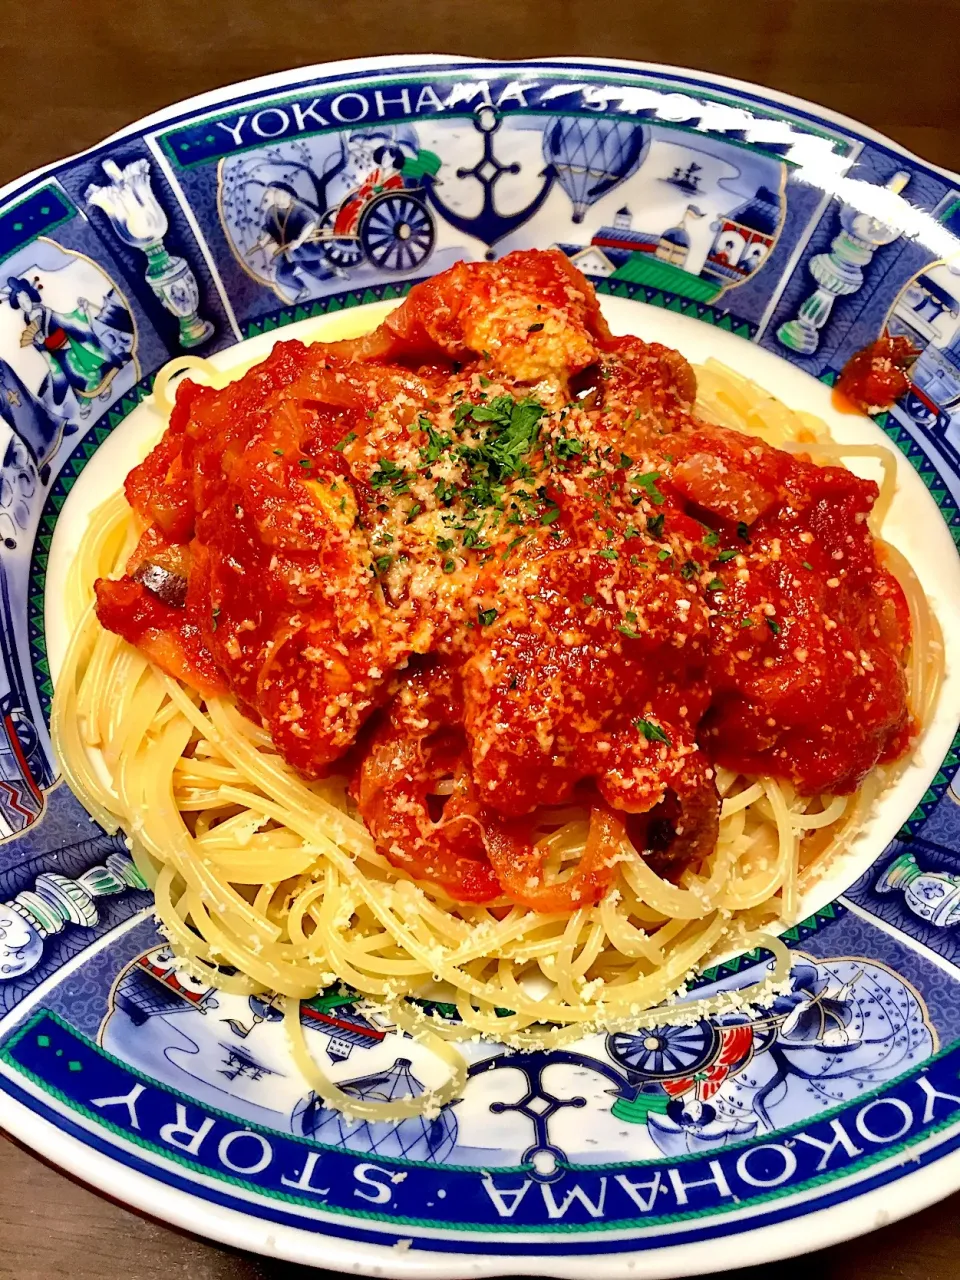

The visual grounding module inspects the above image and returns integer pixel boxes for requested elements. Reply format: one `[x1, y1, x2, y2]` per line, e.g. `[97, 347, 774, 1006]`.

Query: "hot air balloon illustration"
[291, 1057, 459, 1161]
[542, 117, 651, 224]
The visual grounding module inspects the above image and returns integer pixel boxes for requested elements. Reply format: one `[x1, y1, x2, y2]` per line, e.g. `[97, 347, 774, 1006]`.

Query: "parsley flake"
[717, 548, 739, 563]
[477, 606, 498, 627]
[647, 513, 665, 538]
[767, 617, 781, 635]
[540, 506, 561, 525]
[657, 549, 672, 561]
[632, 471, 665, 504]
[634, 717, 671, 745]
[370, 457, 408, 492]
[737, 521, 751, 543]
[555, 437, 583, 460]
[419, 418, 452, 465]
[802, 560, 814, 571]
[598, 548, 619, 561]
[333, 431, 356, 452]
[706, 578, 725, 591]
[618, 623, 641, 639]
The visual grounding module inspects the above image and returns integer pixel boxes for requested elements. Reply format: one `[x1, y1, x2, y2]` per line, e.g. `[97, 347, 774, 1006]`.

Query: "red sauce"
[95, 251, 915, 909]
[835, 335, 916, 415]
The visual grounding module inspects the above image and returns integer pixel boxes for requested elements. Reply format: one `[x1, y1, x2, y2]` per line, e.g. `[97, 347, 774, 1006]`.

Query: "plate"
[1, 55, 959, 1276]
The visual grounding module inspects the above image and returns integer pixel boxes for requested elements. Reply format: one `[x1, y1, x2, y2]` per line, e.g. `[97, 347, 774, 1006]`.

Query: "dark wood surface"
[1, 1, 959, 1276]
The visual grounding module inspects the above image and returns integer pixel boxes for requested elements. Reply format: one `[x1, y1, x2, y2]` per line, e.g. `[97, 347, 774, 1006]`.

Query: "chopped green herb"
[273, 448, 283, 456]
[740, 616, 756, 628]
[703, 529, 720, 547]
[766, 618, 781, 636]
[598, 548, 619, 561]
[502, 534, 526, 559]
[582, 594, 594, 606]
[647, 513, 665, 538]
[632, 471, 665, 504]
[625, 610, 637, 623]
[478, 374, 491, 388]
[540, 506, 561, 525]
[624, 525, 641, 539]
[333, 431, 357, 452]
[370, 457, 408, 492]
[455, 394, 545, 495]
[717, 548, 739, 563]
[706, 578, 725, 591]
[657, 549, 672, 562]
[442, 559, 456, 574]
[618, 623, 641, 639]
[555, 437, 583, 460]
[737, 521, 751, 542]
[405, 503, 422, 524]
[299, 458, 312, 468]
[619, 452, 634, 469]
[210, 606, 221, 632]
[374, 554, 392, 574]
[419, 418, 452, 465]
[634, 717, 671, 745]
[629, 553, 641, 566]
[437, 537, 455, 552]
[477, 606, 498, 627]
[681, 559, 701, 581]
[802, 560, 814, 571]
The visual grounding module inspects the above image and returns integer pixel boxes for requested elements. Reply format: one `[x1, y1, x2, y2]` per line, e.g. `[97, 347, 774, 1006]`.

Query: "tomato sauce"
[95, 251, 914, 908]
[835, 335, 916, 415]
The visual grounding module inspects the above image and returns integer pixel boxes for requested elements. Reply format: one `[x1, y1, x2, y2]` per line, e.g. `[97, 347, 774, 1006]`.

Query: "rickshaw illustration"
[311, 168, 436, 274]
[221, 128, 439, 301]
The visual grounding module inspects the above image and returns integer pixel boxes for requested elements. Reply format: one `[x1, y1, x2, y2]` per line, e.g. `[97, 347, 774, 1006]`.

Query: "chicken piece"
[97, 340, 442, 776]
[331, 248, 612, 388]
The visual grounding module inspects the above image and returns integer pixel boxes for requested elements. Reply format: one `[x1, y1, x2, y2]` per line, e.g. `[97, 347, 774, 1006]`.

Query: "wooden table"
[2, 1, 959, 1276]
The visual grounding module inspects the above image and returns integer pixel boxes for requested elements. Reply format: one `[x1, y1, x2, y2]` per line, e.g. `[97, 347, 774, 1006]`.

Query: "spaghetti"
[50, 252, 943, 1118]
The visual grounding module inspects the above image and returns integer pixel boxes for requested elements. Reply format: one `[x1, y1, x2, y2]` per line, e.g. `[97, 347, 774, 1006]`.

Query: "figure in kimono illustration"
[2, 275, 134, 423]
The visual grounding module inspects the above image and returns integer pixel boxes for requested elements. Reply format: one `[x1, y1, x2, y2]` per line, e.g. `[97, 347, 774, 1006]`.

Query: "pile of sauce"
[97, 251, 912, 909]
